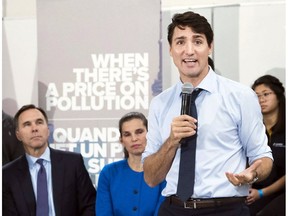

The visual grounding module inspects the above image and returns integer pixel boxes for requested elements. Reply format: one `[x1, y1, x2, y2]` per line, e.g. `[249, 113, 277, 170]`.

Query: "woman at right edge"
[247, 75, 286, 216]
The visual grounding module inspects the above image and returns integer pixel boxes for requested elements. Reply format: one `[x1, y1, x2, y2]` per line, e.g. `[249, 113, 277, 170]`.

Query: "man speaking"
[142, 11, 273, 216]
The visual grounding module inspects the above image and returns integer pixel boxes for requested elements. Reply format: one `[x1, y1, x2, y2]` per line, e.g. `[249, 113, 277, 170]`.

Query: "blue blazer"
[2, 147, 96, 216]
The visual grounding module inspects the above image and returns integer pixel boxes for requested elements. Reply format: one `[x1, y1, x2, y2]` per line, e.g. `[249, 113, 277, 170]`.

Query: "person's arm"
[246, 175, 285, 205]
[261, 175, 285, 196]
[144, 114, 197, 187]
[143, 138, 178, 187]
[226, 90, 273, 186]
[250, 157, 273, 182]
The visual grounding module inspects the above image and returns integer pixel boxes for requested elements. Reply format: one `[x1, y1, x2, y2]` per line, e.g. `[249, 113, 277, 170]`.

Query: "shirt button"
[133, 189, 138, 194]
[133, 206, 138, 211]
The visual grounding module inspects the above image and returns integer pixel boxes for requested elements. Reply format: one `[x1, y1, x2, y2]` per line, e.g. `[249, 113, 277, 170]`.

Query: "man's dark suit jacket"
[2, 147, 96, 216]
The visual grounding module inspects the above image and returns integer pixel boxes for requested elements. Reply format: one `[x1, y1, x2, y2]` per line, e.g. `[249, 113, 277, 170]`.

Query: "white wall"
[238, 3, 286, 86]
[2, 18, 38, 116]
[3, 0, 284, 16]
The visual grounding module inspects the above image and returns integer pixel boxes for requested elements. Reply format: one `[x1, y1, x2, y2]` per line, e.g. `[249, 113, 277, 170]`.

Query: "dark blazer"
[2, 147, 96, 216]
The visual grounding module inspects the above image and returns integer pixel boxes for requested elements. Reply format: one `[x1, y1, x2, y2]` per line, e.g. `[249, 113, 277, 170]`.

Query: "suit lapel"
[50, 148, 65, 216]
[18, 156, 36, 215]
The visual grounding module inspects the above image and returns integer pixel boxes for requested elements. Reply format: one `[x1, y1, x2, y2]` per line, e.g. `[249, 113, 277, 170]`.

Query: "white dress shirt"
[26, 147, 56, 216]
[142, 68, 273, 198]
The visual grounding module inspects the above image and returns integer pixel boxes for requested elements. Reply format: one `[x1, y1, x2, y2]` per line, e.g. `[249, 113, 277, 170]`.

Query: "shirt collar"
[26, 147, 51, 167]
[197, 68, 217, 94]
[177, 67, 217, 97]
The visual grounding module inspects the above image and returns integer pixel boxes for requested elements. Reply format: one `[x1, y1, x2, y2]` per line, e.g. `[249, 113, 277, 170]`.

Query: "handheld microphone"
[181, 82, 193, 115]
[180, 82, 193, 145]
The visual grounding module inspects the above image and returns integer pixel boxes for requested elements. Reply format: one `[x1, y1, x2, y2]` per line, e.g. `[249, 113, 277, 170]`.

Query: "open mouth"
[183, 58, 197, 63]
[183, 59, 197, 65]
[183, 59, 197, 67]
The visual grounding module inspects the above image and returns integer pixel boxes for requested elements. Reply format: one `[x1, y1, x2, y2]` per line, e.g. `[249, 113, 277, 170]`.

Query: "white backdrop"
[35, 0, 161, 186]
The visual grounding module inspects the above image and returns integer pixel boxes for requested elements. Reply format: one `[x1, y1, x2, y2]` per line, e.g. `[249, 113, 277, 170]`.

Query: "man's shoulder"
[156, 83, 179, 97]
[50, 148, 82, 159]
[151, 83, 179, 105]
[2, 155, 26, 174]
[216, 74, 254, 95]
[216, 74, 247, 87]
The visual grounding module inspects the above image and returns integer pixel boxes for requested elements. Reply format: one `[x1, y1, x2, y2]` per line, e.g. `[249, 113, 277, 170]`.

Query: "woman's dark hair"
[119, 112, 148, 159]
[167, 11, 214, 47]
[14, 104, 49, 130]
[251, 75, 286, 134]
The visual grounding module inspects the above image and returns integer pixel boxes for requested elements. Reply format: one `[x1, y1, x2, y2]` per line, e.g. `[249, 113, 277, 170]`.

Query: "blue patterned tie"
[36, 159, 49, 216]
[177, 88, 202, 202]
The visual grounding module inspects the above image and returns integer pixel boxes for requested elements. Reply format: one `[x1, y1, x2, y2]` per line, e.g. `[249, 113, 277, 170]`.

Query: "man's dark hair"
[167, 11, 214, 47]
[208, 57, 215, 70]
[14, 104, 49, 130]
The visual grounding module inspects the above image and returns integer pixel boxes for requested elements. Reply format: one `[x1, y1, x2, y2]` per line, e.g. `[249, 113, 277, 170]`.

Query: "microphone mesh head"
[182, 82, 193, 94]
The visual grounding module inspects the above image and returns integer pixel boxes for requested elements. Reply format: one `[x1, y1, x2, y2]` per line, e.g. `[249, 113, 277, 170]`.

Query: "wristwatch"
[249, 170, 259, 185]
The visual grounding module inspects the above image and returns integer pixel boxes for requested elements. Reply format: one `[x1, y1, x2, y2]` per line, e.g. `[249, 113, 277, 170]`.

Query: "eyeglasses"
[256, 92, 274, 100]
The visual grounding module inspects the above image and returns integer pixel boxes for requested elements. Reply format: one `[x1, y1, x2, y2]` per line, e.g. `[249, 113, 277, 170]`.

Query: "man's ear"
[16, 130, 22, 141]
[169, 46, 172, 57]
[47, 126, 50, 137]
[209, 42, 214, 54]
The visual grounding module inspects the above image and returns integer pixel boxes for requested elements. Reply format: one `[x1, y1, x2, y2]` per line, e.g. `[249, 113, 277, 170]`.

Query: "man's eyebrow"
[174, 34, 204, 41]
[174, 36, 186, 40]
[193, 34, 205, 39]
[22, 120, 31, 125]
[22, 118, 44, 125]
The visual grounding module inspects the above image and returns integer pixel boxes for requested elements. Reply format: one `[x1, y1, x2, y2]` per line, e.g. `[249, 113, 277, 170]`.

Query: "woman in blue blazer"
[96, 112, 165, 216]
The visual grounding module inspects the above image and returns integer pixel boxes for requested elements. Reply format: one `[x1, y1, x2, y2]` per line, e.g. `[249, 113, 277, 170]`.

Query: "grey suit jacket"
[2, 147, 96, 216]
